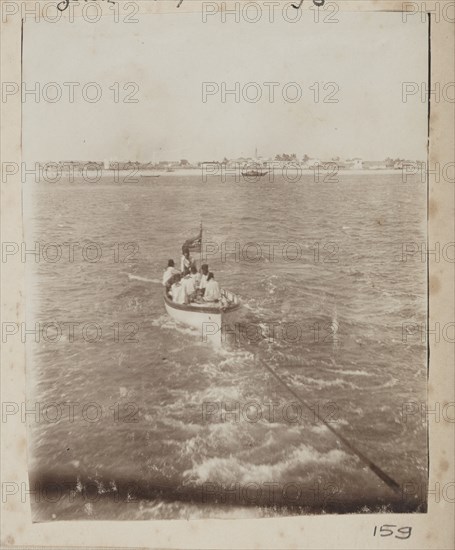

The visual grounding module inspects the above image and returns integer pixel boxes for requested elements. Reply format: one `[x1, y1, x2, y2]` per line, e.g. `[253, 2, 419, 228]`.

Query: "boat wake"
[126, 273, 161, 284]
[151, 314, 202, 340]
[183, 443, 351, 485]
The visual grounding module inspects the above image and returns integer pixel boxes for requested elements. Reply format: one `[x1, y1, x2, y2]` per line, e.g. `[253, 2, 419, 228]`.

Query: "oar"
[257, 356, 401, 494]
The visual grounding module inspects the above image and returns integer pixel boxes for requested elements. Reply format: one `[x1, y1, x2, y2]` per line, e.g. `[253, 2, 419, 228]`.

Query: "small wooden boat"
[163, 288, 241, 345]
[241, 150, 268, 177]
[241, 168, 269, 177]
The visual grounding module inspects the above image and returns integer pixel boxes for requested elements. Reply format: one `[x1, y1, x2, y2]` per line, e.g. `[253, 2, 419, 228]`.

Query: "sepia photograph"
[1, 1, 453, 546]
[17, 3, 431, 521]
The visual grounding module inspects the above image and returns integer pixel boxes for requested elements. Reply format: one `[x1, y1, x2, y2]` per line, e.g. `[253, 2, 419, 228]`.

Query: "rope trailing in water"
[257, 357, 401, 494]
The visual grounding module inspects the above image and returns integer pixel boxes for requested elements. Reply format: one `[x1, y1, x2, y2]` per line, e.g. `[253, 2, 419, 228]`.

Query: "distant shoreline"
[49, 168, 413, 176]
[119, 168, 409, 176]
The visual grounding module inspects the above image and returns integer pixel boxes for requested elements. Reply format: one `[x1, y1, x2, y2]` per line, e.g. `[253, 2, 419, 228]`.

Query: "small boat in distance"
[241, 147, 269, 177]
[241, 168, 269, 177]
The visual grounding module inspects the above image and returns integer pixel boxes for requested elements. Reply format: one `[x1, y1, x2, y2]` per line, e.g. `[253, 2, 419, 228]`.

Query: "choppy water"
[26, 172, 428, 520]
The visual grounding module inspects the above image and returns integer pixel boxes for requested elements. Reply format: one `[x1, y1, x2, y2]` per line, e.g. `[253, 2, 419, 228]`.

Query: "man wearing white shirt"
[191, 265, 201, 289]
[162, 259, 180, 287]
[203, 272, 221, 302]
[171, 274, 187, 304]
[182, 267, 198, 302]
[180, 248, 196, 275]
[199, 264, 209, 295]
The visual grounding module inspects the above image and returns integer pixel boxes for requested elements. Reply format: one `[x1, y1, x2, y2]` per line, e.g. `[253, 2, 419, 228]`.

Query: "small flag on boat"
[182, 228, 202, 253]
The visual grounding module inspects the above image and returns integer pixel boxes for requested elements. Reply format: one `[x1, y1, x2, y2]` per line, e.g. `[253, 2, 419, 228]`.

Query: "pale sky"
[22, 9, 428, 162]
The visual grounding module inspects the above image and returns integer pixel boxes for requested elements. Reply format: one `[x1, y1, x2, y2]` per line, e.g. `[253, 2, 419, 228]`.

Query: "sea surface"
[25, 172, 428, 520]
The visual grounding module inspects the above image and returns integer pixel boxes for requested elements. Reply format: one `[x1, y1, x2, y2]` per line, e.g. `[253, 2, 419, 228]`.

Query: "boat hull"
[163, 289, 240, 345]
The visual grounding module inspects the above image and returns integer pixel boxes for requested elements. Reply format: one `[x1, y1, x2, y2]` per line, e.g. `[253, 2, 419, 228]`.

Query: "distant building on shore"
[40, 156, 425, 175]
[362, 160, 389, 170]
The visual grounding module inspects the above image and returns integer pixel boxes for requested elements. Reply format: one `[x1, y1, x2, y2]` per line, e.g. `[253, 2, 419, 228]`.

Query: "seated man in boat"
[180, 247, 196, 276]
[162, 259, 180, 288]
[182, 266, 198, 302]
[203, 272, 221, 303]
[170, 274, 187, 304]
[198, 264, 209, 296]
[191, 264, 201, 288]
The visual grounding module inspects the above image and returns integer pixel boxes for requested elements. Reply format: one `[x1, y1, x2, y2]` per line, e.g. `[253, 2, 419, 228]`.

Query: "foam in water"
[127, 273, 161, 284]
[184, 444, 350, 484]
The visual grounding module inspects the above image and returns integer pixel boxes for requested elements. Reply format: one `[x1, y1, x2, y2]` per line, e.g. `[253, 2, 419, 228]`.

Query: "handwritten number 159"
[373, 525, 412, 540]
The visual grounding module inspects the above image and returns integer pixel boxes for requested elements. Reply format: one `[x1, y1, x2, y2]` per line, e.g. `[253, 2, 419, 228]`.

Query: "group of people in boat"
[162, 248, 221, 305]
